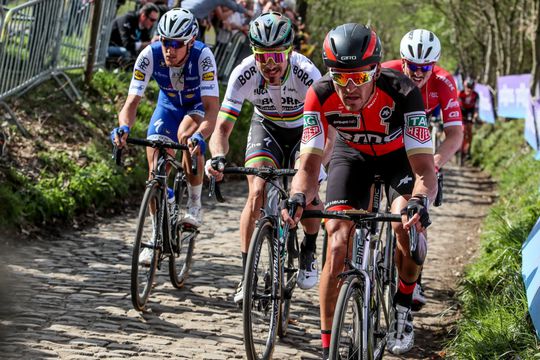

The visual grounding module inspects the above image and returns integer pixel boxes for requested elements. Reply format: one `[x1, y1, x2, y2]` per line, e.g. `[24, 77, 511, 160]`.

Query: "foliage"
[448, 120, 540, 358]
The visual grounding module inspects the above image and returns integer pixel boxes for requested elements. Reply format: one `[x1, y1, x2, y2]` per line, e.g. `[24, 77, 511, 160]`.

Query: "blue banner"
[522, 216, 540, 339]
[475, 84, 495, 124]
[525, 99, 540, 160]
[497, 74, 532, 119]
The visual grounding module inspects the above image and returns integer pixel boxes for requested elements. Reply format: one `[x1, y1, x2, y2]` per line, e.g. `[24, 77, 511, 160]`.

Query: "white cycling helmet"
[400, 29, 441, 64]
[157, 8, 198, 41]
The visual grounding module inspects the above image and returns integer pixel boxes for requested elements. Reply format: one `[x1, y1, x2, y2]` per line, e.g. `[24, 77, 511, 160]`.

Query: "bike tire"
[278, 229, 299, 338]
[243, 218, 280, 360]
[321, 220, 328, 270]
[169, 173, 196, 288]
[131, 181, 162, 311]
[329, 275, 368, 360]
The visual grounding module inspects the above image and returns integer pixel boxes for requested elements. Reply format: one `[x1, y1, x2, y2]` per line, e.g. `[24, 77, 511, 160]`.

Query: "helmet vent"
[424, 47, 433, 60]
[407, 45, 415, 59]
[429, 32, 434, 41]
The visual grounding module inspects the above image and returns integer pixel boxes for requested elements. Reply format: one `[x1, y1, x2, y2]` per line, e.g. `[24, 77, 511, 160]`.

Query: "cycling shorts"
[325, 139, 415, 211]
[245, 114, 302, 169]
[147, 102, 205, 143]
[461, 108, 475, 124]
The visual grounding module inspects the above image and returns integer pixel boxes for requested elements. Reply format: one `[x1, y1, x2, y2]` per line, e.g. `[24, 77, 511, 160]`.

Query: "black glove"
[211, 156, 227, 171]
[280, 192, 306, 213]
[401, 195, 431, 228]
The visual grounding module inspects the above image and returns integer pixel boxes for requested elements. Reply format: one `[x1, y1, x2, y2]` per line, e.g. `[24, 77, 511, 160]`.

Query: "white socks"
[187, 183, 202, 209]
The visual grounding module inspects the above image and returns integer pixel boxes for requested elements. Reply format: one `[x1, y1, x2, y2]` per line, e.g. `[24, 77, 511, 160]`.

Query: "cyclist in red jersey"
[459, 78, 480, 159]
[382, 29, 463, 309]
[281, 23, 437, 357]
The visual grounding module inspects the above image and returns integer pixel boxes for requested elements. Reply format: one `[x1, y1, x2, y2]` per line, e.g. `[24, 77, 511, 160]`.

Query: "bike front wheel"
[243, 218, 280, 360]
[278, 229, 299, 338]
[131, 181, 162, 311]
[330, 275, 371, 360]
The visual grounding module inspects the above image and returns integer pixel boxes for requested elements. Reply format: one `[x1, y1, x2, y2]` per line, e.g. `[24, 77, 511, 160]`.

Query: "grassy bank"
[448, 121, 540, 358]
[0, 69, 252, 233]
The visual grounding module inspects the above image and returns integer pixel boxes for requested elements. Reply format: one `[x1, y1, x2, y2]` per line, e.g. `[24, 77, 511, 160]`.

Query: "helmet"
[249, 12, 294, 49]
[322, 23, 382, 70]
[400, 29, 441, 64]
[465, 78, 475, 89]
[157, 8, 198, 41]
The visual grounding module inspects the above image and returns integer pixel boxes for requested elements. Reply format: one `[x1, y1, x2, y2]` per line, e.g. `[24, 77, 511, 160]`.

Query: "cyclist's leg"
[383, 149, 419, 354]
[320, 140, 373, 357]
[178, 104, 205, 226]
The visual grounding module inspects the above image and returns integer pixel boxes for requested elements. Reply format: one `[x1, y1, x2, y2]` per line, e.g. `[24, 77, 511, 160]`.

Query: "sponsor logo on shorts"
[133, 70, 145, 81]
[202, 71, 215, 81]
[405, 111, 430, 143]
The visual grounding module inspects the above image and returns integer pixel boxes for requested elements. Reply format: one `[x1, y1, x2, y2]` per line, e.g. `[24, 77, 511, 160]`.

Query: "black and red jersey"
[459, 90, 479, 110]
[300, 68, 433, 157]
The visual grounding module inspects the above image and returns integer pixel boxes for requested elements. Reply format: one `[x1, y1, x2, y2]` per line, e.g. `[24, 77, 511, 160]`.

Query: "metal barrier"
[214, 31, 249, 84]
[0, 0, 118, 137]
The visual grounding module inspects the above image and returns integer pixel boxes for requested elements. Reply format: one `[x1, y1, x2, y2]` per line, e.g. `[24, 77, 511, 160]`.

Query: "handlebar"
[208, 166, 298, 203]
[112, 135, 191, 167]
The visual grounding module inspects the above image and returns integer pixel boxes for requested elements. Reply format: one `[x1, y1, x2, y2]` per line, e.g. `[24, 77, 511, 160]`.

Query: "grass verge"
[448, 120, 540, 358]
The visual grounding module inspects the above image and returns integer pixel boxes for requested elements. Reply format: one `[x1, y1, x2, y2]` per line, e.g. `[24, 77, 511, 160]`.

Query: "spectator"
[180, 0, 253, 41]
[108, 3, 160, 61]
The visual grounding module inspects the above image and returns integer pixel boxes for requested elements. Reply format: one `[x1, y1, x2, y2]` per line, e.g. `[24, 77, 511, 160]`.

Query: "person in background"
[108, 3, 160, 60]
[459, 78, 480, 159]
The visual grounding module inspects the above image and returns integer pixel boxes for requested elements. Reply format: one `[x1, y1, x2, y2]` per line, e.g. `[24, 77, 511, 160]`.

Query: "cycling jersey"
[129, 40, 219, 108]
[382, 60, 462, 128]
[459, 90, 479, 110]
[128, 41, 219, 142]
[219, 51, 322, 129]
[300, 69, 433, 158]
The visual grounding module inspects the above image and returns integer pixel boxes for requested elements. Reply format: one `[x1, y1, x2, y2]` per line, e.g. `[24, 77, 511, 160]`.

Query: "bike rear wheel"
[169, 174, 196, 288]
[243, 219, 280, 360]
[278, 229, 299, 337]
[131, 181, 162, 311]
[330, 275, 371, 360]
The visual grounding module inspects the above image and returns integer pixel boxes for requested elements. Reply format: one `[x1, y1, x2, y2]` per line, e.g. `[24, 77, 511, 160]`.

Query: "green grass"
[448, 120, 540, 358]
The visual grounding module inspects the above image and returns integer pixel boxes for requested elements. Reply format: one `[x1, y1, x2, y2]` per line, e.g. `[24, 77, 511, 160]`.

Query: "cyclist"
[459, 78, 480, 159]
[205, 11, 330, 303]
[382, 29, 463, 309]
[111, 8, 220, 263]
[282, 23, 437, 356]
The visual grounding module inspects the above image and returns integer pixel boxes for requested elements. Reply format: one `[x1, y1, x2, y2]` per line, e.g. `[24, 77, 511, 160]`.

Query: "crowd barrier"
[0, 0, 118, 136]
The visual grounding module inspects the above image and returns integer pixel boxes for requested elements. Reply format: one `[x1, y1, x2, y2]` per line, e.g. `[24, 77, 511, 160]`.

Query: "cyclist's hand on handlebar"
[280, 193, 306, 227]
[188, 132, 206, 156]
[204, 156, 227, 181]
[110, 125, 130, 148]
[400, 195, 431, 232]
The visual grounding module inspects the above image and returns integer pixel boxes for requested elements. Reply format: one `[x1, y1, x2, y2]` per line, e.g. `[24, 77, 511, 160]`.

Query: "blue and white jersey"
[128, 40, 219, 109]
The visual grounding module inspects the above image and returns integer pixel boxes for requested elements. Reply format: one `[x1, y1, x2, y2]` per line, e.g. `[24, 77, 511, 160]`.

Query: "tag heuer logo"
[406, 113, 428, 127]
[304, 113, 319, 126]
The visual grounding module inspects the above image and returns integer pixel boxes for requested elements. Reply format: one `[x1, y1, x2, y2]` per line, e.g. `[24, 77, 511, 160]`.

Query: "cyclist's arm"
[436, 75, 463, 169]
[290, 152, 323, 204]
[196, 47, 220, 140]
[197, 95, 219, 139]
[118, 94, 142, 129]
[436, 125, 462, 169]
[408, 153, 438, 202]
[208, 112, 235, 157]
[321, 125, 336, 168]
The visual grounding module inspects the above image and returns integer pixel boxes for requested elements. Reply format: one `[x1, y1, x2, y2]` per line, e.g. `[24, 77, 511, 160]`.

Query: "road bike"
[114, 137, 198, 311]
[304, 201, 421, 359]
[210, 166, 301, 360]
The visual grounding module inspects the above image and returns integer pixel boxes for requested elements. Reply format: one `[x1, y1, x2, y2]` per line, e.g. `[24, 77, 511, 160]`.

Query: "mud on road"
[0, 164, 495, 359]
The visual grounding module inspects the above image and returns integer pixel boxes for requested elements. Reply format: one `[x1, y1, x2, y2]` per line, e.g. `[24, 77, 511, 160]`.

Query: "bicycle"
[210, 166, 301, 360]
[303, 207, 420, 359]
[429, 113, 444, 154]
[113, 137, 198, 311]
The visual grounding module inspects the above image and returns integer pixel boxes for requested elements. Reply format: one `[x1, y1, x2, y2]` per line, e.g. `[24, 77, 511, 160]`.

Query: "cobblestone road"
[0, 164, 494, 359]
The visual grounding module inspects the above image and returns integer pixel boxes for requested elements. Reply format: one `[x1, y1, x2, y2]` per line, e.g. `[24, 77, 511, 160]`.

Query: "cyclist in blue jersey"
[111, 8, 220, 264]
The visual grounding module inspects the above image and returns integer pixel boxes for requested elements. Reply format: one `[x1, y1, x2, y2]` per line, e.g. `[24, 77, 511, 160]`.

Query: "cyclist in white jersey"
[205, 11, 332, 302]
[111, 9, 219, 264]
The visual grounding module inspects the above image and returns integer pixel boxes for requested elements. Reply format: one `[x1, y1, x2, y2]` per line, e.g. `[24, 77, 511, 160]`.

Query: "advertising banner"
[522, 216, 540, 339]
[525, 99, 540, 160]
[497, 74, 532, 118]
[475, 84, 495, 124]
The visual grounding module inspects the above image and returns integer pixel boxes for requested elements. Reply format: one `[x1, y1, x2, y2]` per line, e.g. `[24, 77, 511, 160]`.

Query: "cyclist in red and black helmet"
[282, 23, 437, 357]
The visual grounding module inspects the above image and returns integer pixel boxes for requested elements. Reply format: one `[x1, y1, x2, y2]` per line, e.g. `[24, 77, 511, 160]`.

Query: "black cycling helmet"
[465, 78, 475, 89]
[322, 23, 382, 70]
[249, 12, 294, 49]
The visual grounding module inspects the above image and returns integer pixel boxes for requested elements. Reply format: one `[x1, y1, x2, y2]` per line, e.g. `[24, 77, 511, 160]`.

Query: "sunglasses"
[252, 47, 291, 65]
[161, 37, 188, 49]
[329, 66, 377, 87]
[406, 62, 434, 72]
[148, 17, 158, 22]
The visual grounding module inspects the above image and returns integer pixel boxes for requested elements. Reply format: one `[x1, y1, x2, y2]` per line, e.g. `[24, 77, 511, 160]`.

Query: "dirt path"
[0, 163, 495, 359]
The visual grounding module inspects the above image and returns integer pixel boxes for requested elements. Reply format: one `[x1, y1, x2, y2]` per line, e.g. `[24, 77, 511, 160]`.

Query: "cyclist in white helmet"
[111, 8, 220, 264]
[383, 29, 463, 310]
[205, 11, 332, 303]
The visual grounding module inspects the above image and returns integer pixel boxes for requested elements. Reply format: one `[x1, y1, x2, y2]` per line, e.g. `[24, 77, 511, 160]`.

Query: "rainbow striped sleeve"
[218, 105, 241, 123]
